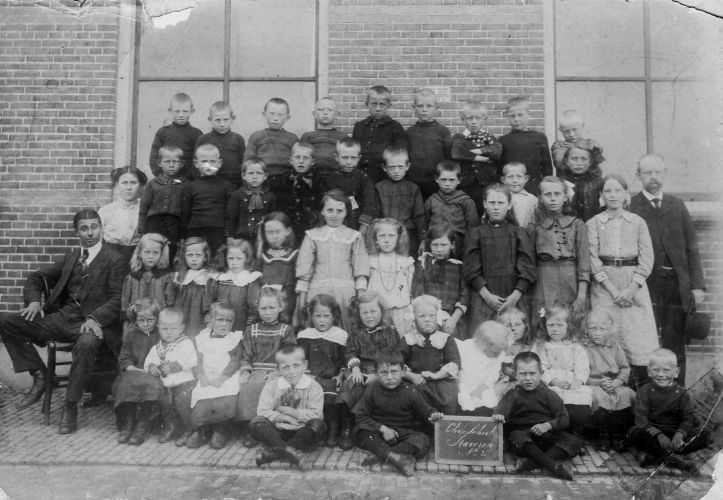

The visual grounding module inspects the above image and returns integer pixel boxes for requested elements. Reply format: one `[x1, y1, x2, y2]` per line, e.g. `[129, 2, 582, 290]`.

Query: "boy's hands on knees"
[406, 372, 426, 385]
[239, 371, 251, 384]
[274, 412, 297, 425]
[671, 432, 685, 450]
[656, 433, 672, 451]
[428, 412, 444, 423]
[147, 364, 161, 377]
[492, 414, 505, 423]
[380, 425, 398, 442]
[530, 422, 552, 436]
[349, 367, 365, 385]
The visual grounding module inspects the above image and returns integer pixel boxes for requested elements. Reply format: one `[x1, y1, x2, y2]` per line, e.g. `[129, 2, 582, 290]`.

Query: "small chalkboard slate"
[434, 416, 503, 466]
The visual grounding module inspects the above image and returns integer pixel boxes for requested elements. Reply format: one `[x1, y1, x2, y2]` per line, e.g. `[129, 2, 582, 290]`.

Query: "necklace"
[376, 253, 399, 291]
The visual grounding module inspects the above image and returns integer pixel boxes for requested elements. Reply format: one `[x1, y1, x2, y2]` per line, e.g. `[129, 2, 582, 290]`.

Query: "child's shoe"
[385, 451, 416, 477]
[554, 462, 574, 481]
[186, 426, 210, 448]
[117, 405, 135, 444]
[515, 457, 535, 473]
[279, 446, 308, 470]
[242, 432, 259, 448]
[128, 402, 153, 445]
[338, 425, 353, 451]
[158, 417, 180, 443]
[325, 421, 339, 447]
[593, 433, 611, 452]
[210, 423, 231, 450]
[255, 446, 281, 467]
[175, 427, 193, 447]
[637, 451, 657, 467]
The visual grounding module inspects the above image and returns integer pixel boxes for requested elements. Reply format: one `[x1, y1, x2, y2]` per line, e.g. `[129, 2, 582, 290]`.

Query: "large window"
[132, 0, 319, 173]
[553, 0, 721, 198]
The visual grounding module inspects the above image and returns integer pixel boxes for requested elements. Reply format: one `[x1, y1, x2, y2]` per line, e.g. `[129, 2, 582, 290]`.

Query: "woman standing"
[98, 166, 148, 262]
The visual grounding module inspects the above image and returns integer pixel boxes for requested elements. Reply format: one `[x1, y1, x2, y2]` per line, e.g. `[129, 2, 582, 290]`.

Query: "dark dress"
[203, 271, 261, 332]
[297, 326, 348, 405]
[174, 269, 215, 338]
[561, 172, 604, 222]
[257, 249, 299, 324]
[113, 326, 162, 408]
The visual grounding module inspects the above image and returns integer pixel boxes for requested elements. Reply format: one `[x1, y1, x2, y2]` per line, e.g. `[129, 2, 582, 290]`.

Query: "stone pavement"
[0, 387, 715, 499]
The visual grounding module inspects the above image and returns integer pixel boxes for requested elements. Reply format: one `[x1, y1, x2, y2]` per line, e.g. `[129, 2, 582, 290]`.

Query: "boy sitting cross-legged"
[352, 348, 444, 477]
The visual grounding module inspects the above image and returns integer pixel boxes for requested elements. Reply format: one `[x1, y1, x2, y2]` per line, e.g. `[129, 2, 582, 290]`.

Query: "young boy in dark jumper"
[300, 98, 347, 184]
[150, 92, 203, 179]
[196, 101, 246, 188]
[245, 98, 299, 183]
[353, 349, 444, 477]
[225, 158, 277, 244]
[493, 351, 581, 481]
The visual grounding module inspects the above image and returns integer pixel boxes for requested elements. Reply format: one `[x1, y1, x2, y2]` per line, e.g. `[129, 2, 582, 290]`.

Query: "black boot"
[16, 369, 45, 410]
[128, 402, 153, 445]
[279, 446, 308, 470]
[325, 421, 339, 448]
[116, 404, 135, 444]
[158, 415, 180, 444]
[256, 446, 281, 466]
[186, 426, 210, 448]
[59, 401, 78, 434]
[386, 451, 416, 477]
[338, 410, 354, 451]
[210, 422, 231, 449]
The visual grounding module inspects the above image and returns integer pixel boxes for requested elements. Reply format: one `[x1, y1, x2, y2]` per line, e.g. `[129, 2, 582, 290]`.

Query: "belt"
[600, 257, 638, 267]
[537, 254, 575, 262]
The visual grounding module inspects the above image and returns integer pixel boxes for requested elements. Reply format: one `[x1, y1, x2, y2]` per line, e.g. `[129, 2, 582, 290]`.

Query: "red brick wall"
[0, 1, 118, 309]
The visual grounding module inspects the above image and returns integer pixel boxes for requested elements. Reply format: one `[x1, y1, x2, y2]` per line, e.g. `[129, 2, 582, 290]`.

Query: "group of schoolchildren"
[104, 85, 706, 480]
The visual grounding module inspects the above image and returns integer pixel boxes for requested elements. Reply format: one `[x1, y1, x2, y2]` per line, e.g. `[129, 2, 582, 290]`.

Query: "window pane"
[555, 82, 647, 183]
[139, 0, 225, 78]
[648, 1, 721, 79]
[230, 0, 316, 78]
[135, 81, 222, 174]
[555, 0, 644, 78]
[651, 82, 722, 194]
[229, 82, 317, 140]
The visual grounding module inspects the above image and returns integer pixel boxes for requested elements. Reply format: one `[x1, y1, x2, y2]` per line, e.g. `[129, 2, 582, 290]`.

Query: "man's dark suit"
[0, 244, 126, 401]
[630, 192, 705, 384]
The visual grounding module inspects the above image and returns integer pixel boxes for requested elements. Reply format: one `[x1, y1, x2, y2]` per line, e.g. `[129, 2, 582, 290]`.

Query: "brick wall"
[0, 0, 119, 309]
[328, 0, 545, 135]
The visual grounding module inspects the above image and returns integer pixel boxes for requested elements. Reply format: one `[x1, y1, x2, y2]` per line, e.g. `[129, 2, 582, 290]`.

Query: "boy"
[374, 146, 426, 253]
[492, 351, 581, 481]
[629, 349, 707, 472]
[499, 96, 553, 195]
[300, 97, 347, 183]
[352, 85, 408, 184]
[271, 142, 326, 243]
[406, 89, 452, 200]
[251, 345, 326, 469]
[424, 161, 479, 259]
[550, 109, 603, 172]
[196, 101, 246, 188]
[353, 349, 444, 477]
[630, 154, 705, 386]
[451, 101, 503, 215]
[226, 158, 277, 244]
[139, 145, 187, 259]
[150, 92, 202, 178]
[325, 137, 376, 233]
[181, 144, 234, 254]
[399, 295, 460, 416]
[501, 161, 537, 230]
[144, 308, 198, 446]
[245, 98, 299, 182]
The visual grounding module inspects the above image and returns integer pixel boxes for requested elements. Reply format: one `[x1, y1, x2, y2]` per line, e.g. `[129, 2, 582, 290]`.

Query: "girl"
[499, 307, 534, 390]
[587, 174, 658, 389]
[581, 307, 635, 452]
[559, 146, 604, 222]
[173, 237, 216, 338]
[98, 166, 148, 262]
[295, 189, 370, 331]
[204, 239, 261, 332]
[365, 218, 415, 337]
[531, 176, 590, 332]
[463, 184, 536, 339]
[114, 298, 162, 446]
[533, 303, 592, 436]
[457, 321, 510, 416]
[296, 294, 348, 448]
[237, 287, 296, 447]
[187, 302, 243, 450]
[256, 212, 298, 324]
[411, 223, 469, 338]
[338, 291, 400, 449]
[121, 233, 176, 334]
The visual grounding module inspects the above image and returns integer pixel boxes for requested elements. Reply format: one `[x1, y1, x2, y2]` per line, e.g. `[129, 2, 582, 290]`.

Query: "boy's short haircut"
[513, 351, 541, 372]
[169, 92, 193, 108]
[473, 321, 509, 349]
[585, 306, 614, 328]
[242, 157, 268, 174]
[159, 307, 185, 325]
[413, 88, 437, 105]
[264, 97, 290, 114]
[316, 96, 336, 107]
[411, 294, 439, 314]
[648, 348, 678, 368]
[292, 141, 316, 158]
[382, 145, 409, 163]
[208, 301, 235, 322]
[558, 109, 583, 128]
[158, 145, 184, 159]
[73, 209, 101, 230]
[209, 101, 234, 118]
[435, 160, 461, 178]
[506, 96, 530, 110]
[195, 143, 220, 158]
[460, 100, 486, 116]
[502, 161, 527, 175]
[367, 85, 391, 103]
[276, 344, 306, 363]
[336, 137, 361, 151]
[374, 348, 405, 370]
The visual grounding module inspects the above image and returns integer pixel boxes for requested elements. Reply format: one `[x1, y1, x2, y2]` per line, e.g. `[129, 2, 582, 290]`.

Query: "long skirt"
[113, 371, 162, 408]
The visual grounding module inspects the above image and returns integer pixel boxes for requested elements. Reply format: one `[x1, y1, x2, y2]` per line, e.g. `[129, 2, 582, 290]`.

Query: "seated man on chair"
[0, 209, 126, 434]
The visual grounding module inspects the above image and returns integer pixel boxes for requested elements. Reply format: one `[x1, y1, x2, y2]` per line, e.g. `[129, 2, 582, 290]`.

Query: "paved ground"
[0, 387, 716, 499]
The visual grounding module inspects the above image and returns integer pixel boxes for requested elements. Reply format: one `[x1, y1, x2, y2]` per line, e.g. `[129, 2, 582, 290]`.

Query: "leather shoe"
[280, 446, 308, 469]
[59, 403, 78, 434]
[186, 427, 210, 449]
[554, 462, 574, 481]
[255, 446, 281, 467]
[209, 424, 230, 449]
[242, 432, 259, 448]
[16, 371, 45, 410]
[158, 418, 179, 444]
